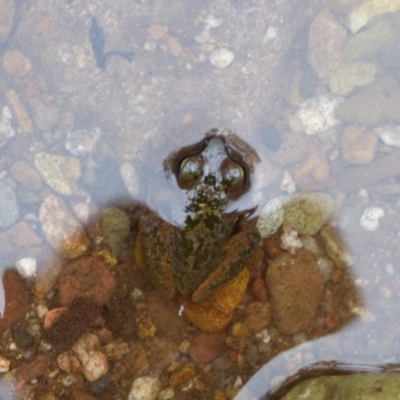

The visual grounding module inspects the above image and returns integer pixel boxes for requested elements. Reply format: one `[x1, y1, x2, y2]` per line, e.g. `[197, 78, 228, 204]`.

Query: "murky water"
[0, 0, 400, 399]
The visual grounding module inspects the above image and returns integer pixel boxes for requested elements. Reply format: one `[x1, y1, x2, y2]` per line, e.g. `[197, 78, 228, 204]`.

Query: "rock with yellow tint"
[34, 152, 81, 195]
[348, 0, 400, 33]
[39, 194, 89, 258]
[182, 268, 250, 333]
[5, 89, 33, 133]
[3, 50, 32, 77]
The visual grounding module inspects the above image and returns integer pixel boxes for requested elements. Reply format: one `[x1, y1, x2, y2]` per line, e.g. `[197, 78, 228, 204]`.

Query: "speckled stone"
[34, 152, 81, 195]
[39, 194, 89, 258]
[2, 50, 32, 77]
[0, 181, 18, 228]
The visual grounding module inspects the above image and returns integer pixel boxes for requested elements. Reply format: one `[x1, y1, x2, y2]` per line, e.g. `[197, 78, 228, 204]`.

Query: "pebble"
[34, 253, 63, 295]
[374, 124, 400, 147]
[128, 376, 162, 400]
[256, 197, 284, 238]
[0, 106, 15, 148]
[16, 354, 50, 382]
[39, 194, 89, 258]
[0, 181, 18, 228]
[290, 94, 344, 136]
[188, 332, 226, 364]
[266, 249, 324, 335]
[0, 270, 30, 329]
[30, 98, 62, 131]
[65, 127, 102, 157]
[282, 192, 334, 235]
[243, 302, 272, 333]
[34, 152, 81, 195]
[5, 89, 33, 133]
[120, 162, 140, 199]
[73, 333, 109, 382]
[0, 0, 14, 43]
[209, 48, 234, 69]
[344, 20, 398, 63]
[2, 50, 32, 77]
[341, 125, 378, 165]
[308, 9, 347, 81]
[280, 224, 303, 254]
[359, 207, 384, 232]
[348, 0, 400, 33]
[335, 75, 400, 127]
[0, 355, 10, 372]
[10, 160, 43, 191]
[58, 255, 116, 306]
[15, 257, 37, 279]
[328, 62, 377, 97]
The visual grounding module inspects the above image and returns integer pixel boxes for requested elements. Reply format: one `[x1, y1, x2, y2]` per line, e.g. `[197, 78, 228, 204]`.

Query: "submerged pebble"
[360, 207, 384, 232]
[0, 181, 18, 228]
[209, 48, 234, 69]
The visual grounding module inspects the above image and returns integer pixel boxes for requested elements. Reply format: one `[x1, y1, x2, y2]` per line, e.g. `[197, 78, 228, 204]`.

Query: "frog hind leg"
[191, 229, 259, 303]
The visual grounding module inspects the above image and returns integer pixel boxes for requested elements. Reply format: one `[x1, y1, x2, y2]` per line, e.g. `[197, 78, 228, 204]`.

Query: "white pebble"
[374, 125, 400, 148]
[256, 197, 284, 238]
[290, 94, 344, 135]
[209, 48, 234, 69]
[15, 257, 37, 278]
[120, 162, 140, 199]
[359, 207, 384, 231]
[128, 376, 162, 400]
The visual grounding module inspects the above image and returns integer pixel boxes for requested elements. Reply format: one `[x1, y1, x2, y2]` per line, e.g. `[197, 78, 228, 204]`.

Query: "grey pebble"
[0, 181, 18, 228]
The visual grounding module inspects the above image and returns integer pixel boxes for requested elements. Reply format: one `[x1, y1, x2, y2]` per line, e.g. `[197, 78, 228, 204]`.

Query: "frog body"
[137, 130, 261, 303]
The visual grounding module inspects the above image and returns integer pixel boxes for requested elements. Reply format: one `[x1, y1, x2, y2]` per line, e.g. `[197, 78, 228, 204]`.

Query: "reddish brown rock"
[308, 9, 347, 81]
[71, 391, 98, 400]
[122, 342, 149, 377]
[266, 249, 324, 335]
[0, 270, 31, 329]
[10, 160, 43, 191]
[341, 126, 378, 165]
[16, 354, 50, 382]
[189, 332, 227, 364]
[58, 256, 116, 306]
[243, 301, 272, 333]
[145, 337, 179, 369]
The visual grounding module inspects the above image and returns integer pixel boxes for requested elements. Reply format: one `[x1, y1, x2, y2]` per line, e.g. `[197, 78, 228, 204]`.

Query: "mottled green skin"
[139, 136, 260, 302]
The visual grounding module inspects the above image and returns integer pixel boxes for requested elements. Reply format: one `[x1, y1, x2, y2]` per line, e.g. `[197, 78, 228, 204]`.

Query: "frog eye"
[178, 155, 204, 189]
[221, 159, 245, 196]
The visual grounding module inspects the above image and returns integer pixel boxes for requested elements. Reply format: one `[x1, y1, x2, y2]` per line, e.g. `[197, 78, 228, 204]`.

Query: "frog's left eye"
[178, 155, 204, 189]
[221, 159, 245, 196]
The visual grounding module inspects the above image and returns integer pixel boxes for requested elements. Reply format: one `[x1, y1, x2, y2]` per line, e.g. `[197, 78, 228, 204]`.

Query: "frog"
[136, 129, 262, 304]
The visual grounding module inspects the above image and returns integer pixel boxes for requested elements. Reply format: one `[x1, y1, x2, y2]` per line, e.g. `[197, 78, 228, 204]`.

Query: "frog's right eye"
[178, 155, 204, 189]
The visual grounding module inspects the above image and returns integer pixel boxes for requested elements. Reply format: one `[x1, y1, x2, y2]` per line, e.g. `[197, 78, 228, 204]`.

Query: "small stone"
[0, 181, 18, 228]
[15, 257, 37, 279]
[39, 194, 89, 258]
[308, 9, 347, 81]
[188, 332, 226, 364]
[34, 152, 81, 195]
[73, 333, 109, 382]
[374, 124, 400, 147]
[43, 307, 68, 330]
[328, 62, 377, 96]
[360, 207, 384, 232]
[5, 89, 33, 133]
[16, 354, 50, 382]
[335, 75, 400, 127]
[65, 127, 102, 157]
[57, 352, 72, 373]
[0, 106, 15, 148]
[256, 197, 284, 238]
[2, 50, 32, 77]
[290, 94, 344, 136]
[209, 48, 234, 69]
[0, 355, 10, 372]
[341, 125, 378, 165]
[280, 224, 302, 254]
[30, 97, 62, 131]
[283, 192, 334, 235]
[266, 249, 324, 335]
[137, 318, 157, 339]
[10, 160, 43, 191]
[344, 20, 398, 62]
[0, 0, 14, 44]
[128, 376, 162, 400]
[58, 256, 116, 306]
[120, 162, 140, 199]
[35, 254, 63, 295]
[243, 302, 271, 333]
[145, 337, 179, 369]
[0, 270, 30, 329]
[169, 364, 196, 387]
[348, 0, 400, 33]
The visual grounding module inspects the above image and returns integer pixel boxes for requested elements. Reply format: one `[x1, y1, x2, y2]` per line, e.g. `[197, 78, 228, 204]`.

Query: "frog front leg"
[136, 212, 178, 299]
[191, 218, 260, 303]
